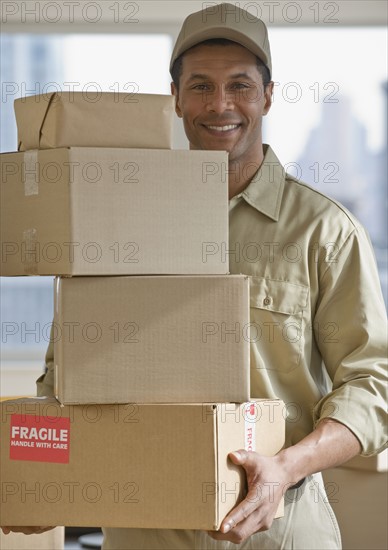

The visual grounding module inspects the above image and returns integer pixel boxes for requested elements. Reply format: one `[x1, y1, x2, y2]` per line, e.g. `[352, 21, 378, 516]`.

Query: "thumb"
[228, 449, 249, 465]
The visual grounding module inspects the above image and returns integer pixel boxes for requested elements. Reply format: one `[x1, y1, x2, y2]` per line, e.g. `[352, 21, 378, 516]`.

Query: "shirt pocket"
[249, 276, 309, 374]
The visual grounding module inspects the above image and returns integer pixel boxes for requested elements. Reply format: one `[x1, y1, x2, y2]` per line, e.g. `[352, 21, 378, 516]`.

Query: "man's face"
[171, 43, 273, 165]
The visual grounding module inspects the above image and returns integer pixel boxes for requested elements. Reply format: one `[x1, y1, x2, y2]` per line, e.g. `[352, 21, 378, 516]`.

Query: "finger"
[207, 529, 232, 542]
[219, 451, 265, 534]
[228, 449, 259, 473]
[219, 486, 263, 534]
[207, 528, 241, 543]
[1, 526, 54, 535]
[207, 509, 267, 544]
[229, 449, 247, 464]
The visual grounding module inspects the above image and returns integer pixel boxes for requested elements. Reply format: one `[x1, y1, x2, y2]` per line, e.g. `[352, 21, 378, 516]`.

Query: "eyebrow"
[187, 73, 210, 82]
[230, 72, 255, 80]
[187, 72, 255, 82]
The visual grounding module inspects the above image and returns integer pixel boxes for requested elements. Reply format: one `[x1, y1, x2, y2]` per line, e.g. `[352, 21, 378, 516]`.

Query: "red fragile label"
[9, 414, 70, 463]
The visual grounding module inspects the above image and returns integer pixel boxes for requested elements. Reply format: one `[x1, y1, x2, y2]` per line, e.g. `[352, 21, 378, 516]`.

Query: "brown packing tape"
[22, 228, 39, 275]
[23, 150, 39, 196]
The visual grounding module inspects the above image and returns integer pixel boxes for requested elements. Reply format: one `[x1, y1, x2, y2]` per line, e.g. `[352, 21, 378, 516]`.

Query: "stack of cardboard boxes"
[0, 92, 285, 530]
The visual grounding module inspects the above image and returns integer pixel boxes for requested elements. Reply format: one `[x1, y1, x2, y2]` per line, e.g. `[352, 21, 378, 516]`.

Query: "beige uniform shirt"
[37, 144, 387, 549]
[227, 144, 387, 455]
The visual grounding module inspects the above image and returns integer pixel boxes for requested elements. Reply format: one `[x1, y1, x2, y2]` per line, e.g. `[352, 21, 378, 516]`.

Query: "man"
[101, 4, 386, 548]
[3, 3, 387, 549]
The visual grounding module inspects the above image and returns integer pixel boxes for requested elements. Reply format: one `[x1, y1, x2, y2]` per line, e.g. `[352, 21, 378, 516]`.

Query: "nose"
[205, 84, 234, 114]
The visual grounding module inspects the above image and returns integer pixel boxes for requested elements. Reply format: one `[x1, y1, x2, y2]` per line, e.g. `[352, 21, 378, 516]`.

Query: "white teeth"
[207, 124, 239, 132]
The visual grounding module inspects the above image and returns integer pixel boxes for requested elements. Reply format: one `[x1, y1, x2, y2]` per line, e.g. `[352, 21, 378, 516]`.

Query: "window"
[263, 27, 387, 302]
[1, 33, 172, 153]
[0, 33, 173, 394]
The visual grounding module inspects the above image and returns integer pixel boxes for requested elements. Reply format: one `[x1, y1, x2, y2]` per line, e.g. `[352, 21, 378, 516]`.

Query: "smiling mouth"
[203, 124, 241, 133]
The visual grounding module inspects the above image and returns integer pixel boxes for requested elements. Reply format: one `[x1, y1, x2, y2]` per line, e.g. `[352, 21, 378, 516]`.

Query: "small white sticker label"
[243, 403, 257, 452]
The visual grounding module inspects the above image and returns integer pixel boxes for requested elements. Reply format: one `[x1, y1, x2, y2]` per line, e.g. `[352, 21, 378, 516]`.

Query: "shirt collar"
[240, 144, 285, 222]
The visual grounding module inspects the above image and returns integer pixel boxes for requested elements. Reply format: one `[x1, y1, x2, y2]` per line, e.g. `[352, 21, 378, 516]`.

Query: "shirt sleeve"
[36, 322, 55, 397]
[312, 224, 388, 456]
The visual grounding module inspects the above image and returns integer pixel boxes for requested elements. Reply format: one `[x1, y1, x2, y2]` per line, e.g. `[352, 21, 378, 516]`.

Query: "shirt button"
[263, 297, 271, 306]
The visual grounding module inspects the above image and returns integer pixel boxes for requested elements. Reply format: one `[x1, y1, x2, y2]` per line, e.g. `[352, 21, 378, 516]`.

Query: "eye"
[191, 83, 211, 91]
[230, 82, 250, 90]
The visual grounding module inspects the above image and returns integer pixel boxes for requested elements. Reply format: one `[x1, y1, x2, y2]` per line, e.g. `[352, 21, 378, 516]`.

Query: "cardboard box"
[54, 275, 250, 404]
[0, 148, 228, 275]
[0, 398, 285, 530]
[0, 527, 64, 550]
[14, 92, 174, 151]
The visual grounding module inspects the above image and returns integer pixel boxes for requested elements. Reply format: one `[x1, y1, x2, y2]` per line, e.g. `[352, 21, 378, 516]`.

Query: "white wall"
[1, 0, 386, 31]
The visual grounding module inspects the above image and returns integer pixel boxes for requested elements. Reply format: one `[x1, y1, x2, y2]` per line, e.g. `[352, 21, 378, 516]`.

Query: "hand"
[208, 419, 362, 544]
[1, 526, 55, 535]
[207, 449, 293, 545]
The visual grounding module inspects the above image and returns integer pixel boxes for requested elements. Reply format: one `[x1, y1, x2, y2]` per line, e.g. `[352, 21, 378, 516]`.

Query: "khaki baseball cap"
[170, 2, 272, 77]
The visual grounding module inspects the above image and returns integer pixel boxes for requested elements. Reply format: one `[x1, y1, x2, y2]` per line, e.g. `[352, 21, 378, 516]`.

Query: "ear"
[263, 81, 274, 116]
[171, 82, 183, 118]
